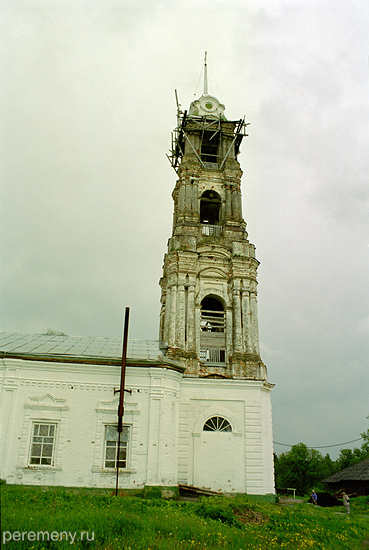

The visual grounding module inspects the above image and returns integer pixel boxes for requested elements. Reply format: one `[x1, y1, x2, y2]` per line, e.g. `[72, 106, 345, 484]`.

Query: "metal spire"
[203, 51, 208, 95]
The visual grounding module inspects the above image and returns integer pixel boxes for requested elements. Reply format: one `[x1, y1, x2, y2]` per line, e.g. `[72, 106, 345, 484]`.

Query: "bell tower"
[160, 56, 267, 381]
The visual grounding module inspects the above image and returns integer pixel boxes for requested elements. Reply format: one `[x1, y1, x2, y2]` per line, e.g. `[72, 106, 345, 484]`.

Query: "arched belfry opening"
[200, 296, 226, 365]
[200, 190, 221, 225]
[201, 296, 224, 332]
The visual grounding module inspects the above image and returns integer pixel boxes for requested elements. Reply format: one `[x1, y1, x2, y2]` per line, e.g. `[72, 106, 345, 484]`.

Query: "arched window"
[201, 296, 224, 332]
[203, 417, 232, 432]
[200, 190, 221, 225]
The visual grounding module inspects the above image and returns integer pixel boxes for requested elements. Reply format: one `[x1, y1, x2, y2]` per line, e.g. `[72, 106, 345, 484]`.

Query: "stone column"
[168, 285, 177, 348]
[185, 180, 192, 216]
[242, 290, 252, 352]
[176, 285, 185, 349]
[178, 181, 186, 219]
[226, 308, 233, 357]
[191, 134, 201, 157]
[237, 186, 243, 219]
[172, 188, 178, 228]
[225, 185, 232, 220]
[232, 283, 242, 352]
[232, 186, 242, 220]
[250, 291, 260, 355]
[163, 285, 170, 343]
[195, 306, 201, 359]
[159, 299, 165, 342]
[186, 285, 196, 352]
[191, 179, 198, 218]
[231, 187, 239, 220]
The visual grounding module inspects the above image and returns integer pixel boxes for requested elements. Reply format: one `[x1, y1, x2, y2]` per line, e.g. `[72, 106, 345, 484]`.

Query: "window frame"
[203, 416, 232, 432]
[28, 422, 58, 467]
[103, 424, 130, 470]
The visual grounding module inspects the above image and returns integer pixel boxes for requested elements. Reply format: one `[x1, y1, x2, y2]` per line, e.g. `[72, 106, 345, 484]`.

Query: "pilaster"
[232, 281, 243, 353]
[187, 285, 196, 352]
[168, 285, 177, 348]
[250, 291, 260, 356]
[242, 290, 252, 353]
[176, 285, 186, 349]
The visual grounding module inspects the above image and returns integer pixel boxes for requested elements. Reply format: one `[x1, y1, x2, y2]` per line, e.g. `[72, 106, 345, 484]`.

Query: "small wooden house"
[323, 457, 369, 496]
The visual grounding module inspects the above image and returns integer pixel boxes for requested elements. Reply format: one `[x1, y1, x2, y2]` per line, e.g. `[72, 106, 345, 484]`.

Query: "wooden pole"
[115, 307, 130, 496]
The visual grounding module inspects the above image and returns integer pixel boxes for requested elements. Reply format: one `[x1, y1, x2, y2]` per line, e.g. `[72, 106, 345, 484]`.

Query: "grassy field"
[1, 484, 368, 550]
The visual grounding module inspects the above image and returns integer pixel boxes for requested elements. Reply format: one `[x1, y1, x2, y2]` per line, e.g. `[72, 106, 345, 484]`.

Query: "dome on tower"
[189, 94, 226, 119]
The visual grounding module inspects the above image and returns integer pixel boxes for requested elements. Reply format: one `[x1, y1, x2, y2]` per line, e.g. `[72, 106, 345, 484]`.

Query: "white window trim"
[91, 397, 139, 475]
[103, 424, 130, 470]
[192, 407, 243, 437]
[28, 422, 58, 467]
[17, 394, 69, 471]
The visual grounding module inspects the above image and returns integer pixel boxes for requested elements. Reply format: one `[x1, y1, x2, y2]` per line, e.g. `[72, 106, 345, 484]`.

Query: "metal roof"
[0, 332, 169, 363]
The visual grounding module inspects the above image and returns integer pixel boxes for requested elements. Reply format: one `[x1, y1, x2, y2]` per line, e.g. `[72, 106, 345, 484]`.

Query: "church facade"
[0, 81, 275, 498]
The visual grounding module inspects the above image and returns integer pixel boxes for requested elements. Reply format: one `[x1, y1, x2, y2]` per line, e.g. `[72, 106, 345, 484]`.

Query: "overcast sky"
[1, 0, 368, 460]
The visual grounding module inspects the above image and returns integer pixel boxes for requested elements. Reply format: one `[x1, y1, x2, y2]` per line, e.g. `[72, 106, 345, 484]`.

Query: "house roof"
[323, 457, 369, 483]
[0, 331, 185, 371]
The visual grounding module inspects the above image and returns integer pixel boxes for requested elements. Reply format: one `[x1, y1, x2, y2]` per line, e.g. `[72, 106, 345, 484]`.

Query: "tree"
[274, 443, 335, 495]
[322, 453, 336, 478]
[335, 448, 356, 471]
[275, 416, 369, 493]
[360, 415, 369, 454]
[335, 414, 369, 471]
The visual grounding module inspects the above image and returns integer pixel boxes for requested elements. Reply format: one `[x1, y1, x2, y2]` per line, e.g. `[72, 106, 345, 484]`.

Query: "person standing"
[342, 491, 350, 514]
[311, 490, 318, 505]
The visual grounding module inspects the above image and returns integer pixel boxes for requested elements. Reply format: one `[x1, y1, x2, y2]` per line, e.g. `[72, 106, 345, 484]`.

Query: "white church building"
[0, 75, 275, 499]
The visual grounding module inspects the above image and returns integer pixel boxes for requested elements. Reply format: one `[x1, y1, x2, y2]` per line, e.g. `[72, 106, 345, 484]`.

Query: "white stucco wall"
[0, 357, 274, 494]
[0, 358, 181, 489]
[178, 378, 275, 495]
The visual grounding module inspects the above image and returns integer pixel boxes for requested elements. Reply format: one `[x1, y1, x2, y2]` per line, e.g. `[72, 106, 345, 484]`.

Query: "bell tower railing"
[201, 224, 222, 236]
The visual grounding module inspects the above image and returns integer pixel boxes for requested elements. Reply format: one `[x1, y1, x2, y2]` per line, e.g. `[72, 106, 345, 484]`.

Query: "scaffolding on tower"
[167, 91, 249, 173]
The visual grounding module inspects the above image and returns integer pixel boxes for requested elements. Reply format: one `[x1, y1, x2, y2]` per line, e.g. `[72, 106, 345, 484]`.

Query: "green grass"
[1, 484, 368, 549]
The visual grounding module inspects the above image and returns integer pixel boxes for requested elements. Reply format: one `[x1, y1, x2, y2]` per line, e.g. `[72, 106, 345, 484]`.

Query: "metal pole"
[116, 430, 121, 497]
[115, 307, 130, 496]
[204, 51, 208, 95]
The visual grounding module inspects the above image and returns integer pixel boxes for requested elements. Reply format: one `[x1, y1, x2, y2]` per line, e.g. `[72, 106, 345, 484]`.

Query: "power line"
[273, 437, 364, 449]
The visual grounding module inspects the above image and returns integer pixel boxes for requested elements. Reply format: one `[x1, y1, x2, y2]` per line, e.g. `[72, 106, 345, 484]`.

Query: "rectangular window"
[104, 425, 129, 469]
[29, 423, 57, 466]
